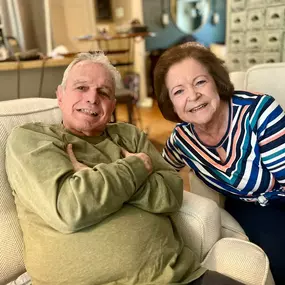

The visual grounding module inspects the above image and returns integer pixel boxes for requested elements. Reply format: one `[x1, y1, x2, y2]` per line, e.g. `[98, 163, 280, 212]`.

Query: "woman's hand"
[66, 144, 90, 172]
[121, 148, 153, 174]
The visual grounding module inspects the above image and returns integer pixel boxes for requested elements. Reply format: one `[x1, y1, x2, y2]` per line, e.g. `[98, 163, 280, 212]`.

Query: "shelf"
[112, 61, 133, 67]
[0, 57, 73, 71]
[104, 49, 129, 55]
[77, 32, 153, 42]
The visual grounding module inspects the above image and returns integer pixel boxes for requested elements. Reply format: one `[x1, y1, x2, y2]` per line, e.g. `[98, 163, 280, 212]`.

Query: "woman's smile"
[189, 103, 208, 113]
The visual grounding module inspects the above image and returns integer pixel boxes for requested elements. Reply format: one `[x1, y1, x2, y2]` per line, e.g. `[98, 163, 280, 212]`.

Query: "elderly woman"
[154, 42, 285, 285]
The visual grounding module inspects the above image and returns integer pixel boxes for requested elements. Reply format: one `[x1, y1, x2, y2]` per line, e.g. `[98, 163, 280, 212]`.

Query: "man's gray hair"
[60, 51, 122, 89]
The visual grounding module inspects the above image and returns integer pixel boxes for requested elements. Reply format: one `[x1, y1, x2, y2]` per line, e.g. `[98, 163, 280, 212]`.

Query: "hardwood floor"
[115, 100, 190, 191]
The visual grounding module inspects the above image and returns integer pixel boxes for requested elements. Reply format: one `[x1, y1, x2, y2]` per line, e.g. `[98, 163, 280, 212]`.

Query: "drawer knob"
[271, 13, 280, 19]
[250, 38, 258, 43]
[269, 36, 278, 42]
[251, 15, 259, 22]
[249, 58, 257, 64]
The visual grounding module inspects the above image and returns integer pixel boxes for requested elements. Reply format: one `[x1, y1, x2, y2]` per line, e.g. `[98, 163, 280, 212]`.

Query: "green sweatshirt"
[6, 122, 205, 285]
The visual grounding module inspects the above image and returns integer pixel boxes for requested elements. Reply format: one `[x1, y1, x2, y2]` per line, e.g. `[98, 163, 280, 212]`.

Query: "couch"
[2, 63, 282, 285]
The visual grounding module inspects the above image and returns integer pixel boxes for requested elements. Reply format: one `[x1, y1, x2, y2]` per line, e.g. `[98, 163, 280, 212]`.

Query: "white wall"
[49, 0, 149, 105]
[50, 0, 97, 52]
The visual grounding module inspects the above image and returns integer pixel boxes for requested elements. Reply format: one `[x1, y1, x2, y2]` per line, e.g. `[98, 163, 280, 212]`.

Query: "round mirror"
[170, 0, 210, 34]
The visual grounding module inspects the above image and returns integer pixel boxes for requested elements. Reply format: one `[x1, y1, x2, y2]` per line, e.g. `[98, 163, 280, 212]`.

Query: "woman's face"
[166, 57, 221, 127]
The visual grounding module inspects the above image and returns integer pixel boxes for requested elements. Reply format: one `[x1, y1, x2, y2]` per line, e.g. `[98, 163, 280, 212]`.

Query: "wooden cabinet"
[226, 0, 285, 71]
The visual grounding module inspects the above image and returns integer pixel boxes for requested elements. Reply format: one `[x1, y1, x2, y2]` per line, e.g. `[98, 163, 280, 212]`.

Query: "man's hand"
[67, 144, 90, 172]
[121, 148, 153, 174]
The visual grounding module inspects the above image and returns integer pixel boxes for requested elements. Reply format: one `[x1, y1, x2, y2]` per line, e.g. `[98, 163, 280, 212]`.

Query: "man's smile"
[77, 108, 98, 116]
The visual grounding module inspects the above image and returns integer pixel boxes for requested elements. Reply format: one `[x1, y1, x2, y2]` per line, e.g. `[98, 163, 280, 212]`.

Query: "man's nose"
[86, 90, 99, 104]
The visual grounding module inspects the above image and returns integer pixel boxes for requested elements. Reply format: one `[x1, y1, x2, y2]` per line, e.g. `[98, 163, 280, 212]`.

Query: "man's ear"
[56, 85, 63, 107]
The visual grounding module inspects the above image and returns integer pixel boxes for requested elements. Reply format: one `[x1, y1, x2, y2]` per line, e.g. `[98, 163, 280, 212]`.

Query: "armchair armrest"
[189, 171, 225, 207]
[189, 171, 248, 240]
[171, 191, 221, 261]
[220, 209, 248, 240]
[202, 238, 275, 285]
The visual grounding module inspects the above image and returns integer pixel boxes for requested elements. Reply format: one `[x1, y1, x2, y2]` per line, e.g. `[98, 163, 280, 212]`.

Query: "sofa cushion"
[202, 238, 274, 285]
[245, 62, 285, 109]
[0, 98, 61, 284]
[172, 191, 221, 262]
[229, 71, 246, 90]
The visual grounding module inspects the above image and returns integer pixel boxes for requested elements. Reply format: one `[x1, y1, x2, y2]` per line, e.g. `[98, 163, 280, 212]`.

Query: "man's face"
[57, 61, 116, 136]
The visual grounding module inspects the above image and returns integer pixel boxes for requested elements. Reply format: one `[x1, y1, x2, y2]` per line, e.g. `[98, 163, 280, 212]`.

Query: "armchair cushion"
[188, 171, 247, 240]
[220, 209, 248, 241]
[172, 191, 221, 262]
[202, 238, 274, 285]
[174, 192, 274, 285]
[0, 98, 61, 284]
[244, 62, 285, 110]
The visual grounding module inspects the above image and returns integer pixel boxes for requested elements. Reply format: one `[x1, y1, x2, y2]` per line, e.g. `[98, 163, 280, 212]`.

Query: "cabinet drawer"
[245, 52, 264, 68]
[266, 0, 285, 5]
[264, 30, 283, 50]
[247, 0, 265, 8]
[227, 53, 244, 71]
[282, 49, 285, 61]
[231, 0, 246, 11]
[263, 52, 281, 63]
[229, 32, 245, 51]
[245, 31, 263, 50]
[265, 6, 285, 28]
[230, 11, 247, 31]
[247, 8, 265, 29]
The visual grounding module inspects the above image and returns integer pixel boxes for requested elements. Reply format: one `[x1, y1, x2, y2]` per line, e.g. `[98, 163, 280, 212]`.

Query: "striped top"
[163, 91, 285, 206]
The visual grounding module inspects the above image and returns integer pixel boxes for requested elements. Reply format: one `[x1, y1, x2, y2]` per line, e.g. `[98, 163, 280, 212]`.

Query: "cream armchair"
[0, 98, 274, 285]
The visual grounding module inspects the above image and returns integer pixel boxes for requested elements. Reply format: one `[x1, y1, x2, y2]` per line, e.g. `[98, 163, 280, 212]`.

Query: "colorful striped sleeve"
[256, 95, 285, 187]
[162, 130, 186, 171]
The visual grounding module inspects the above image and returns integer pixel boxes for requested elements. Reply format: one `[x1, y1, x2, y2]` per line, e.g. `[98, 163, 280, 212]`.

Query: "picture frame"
[95, 0, 113, 22]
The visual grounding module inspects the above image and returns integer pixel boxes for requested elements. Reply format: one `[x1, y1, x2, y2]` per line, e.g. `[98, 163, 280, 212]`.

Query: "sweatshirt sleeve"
[5, 125, 149, 233]
[123, 127, 184, 214]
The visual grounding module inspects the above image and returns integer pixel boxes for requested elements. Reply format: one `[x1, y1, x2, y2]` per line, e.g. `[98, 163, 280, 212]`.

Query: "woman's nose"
[187, 89, 201, 101]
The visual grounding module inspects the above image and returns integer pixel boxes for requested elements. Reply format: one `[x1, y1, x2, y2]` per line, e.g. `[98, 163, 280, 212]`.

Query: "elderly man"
[6, 52, 242, 285]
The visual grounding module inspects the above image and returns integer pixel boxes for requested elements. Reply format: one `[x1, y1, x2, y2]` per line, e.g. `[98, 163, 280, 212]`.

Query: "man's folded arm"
[126, 129, 184, 214]
[6, 126, 149, 233]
